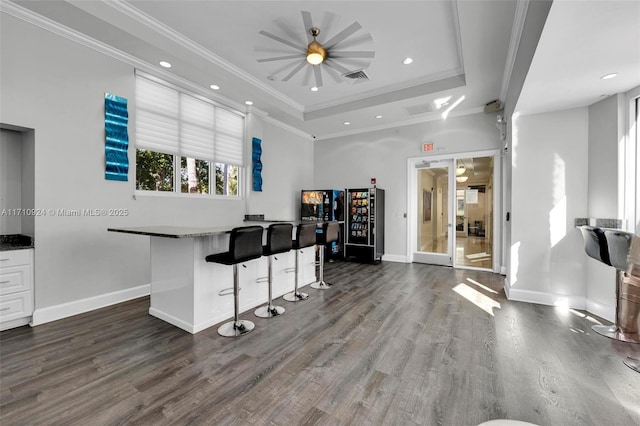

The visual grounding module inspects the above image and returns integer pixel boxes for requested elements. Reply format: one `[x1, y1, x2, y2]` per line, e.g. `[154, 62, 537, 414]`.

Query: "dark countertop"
[108, 220, 343, 239]
[0, 234, 34, 251]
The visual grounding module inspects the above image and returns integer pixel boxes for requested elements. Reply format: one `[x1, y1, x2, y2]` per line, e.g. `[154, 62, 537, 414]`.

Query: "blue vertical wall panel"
[252, 137, 263, 191]
[104, 93, 129, 181]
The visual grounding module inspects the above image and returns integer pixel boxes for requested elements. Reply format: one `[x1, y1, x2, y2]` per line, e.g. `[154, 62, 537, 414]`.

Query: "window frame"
[133, 71, 245, 200]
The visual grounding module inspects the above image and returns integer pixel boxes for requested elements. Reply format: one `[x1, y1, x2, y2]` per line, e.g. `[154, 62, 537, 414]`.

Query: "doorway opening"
[409, 150, 500, 272]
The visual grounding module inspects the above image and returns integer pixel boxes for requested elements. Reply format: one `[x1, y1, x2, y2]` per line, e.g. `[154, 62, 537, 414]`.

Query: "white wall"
[585, 94, 626, 318]
[0, 130, 22, 234]
[588, 95, 624, 217]
[245, 116, 313, 220]
[313, 113, 502, 260]
[0, 14, 313, 322]
[508, 108, 590, 309]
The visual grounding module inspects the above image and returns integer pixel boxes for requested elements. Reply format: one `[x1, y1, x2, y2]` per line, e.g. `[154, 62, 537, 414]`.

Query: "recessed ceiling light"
[344, 121, 351, 125]
[159, 61, 172, 68]
[600, 73, 618, 80]
[311, 86, 319, 92]
[210, 84, 220, 90]
[245, 101, 253, 106]
[375, 115, 383, 119]
[402, 57, 413, 65]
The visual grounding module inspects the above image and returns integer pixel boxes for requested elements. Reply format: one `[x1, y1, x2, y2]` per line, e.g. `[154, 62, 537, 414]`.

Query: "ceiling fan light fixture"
[306, 40, 326, 65]
[456, 165, 466, 176]
[456, 175, 469, 183]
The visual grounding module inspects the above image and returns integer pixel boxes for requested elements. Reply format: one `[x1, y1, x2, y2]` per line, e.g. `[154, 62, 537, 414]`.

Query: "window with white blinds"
[135, 74, 244, 167]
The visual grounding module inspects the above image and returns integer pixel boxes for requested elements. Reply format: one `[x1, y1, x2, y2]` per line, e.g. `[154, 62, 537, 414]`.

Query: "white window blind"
[215, 108, 244, 166]
[135, 73, 244, 166]
[136, 77, 180, 155]
[180, 95, 214, 161]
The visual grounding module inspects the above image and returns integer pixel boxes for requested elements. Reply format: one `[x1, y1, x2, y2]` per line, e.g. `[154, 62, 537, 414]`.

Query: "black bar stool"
[311, 221, 340, 290]
[206, 226, 263, 337]
[283, 222, 317, 302]
[254, 223, 292, 318]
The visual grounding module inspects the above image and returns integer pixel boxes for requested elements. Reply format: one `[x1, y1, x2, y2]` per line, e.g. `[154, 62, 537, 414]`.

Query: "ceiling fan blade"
[257, 54, 304, 63]
[323, 64, 343, 84]
[259, 30, 306, 52]
[301, 10, 314, 43]
[329, 51, 375, 59]
[313, 66, 323, 88]
[323, 59, 352, 75]
[324, 22, 362, 50]
[282, 60, 308, 82]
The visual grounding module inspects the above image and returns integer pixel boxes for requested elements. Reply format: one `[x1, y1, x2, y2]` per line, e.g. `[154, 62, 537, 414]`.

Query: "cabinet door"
[298, 246, 317, 287]
[271, 251, 295, 298]
[239, 257, 268, 311]
[0, 291, 33, 325]
[0, 265, 32, 295]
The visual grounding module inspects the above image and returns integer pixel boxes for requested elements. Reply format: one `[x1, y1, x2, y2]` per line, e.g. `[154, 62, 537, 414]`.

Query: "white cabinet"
[0, 249, 34, 330]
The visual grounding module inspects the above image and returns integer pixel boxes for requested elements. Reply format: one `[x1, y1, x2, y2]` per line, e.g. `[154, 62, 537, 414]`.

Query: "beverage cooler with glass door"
[344, 187, 385, 263]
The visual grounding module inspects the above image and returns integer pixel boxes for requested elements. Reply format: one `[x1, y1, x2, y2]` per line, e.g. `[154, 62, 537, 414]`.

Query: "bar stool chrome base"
[218, 320, 255, 337]
[254, 304, 285, 318]
[283, 291, 309, 301]
[310, 280, 332, 290]
[591, 325, 640, 344]
[624, 357, 640, 373]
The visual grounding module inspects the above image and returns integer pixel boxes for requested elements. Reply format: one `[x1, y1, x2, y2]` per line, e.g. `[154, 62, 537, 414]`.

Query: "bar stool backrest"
[604, 230, 633, 271]
[579, 226, 611, 266]
[318, 221, 340, 245]
[266, 223, 293, 255]
[229, 226, 264, 263]
[295, 223, 317, 249]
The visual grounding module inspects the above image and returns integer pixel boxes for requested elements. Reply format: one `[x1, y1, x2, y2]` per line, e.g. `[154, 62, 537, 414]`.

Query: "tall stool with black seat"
[311, 221, 340, 290]
[206, 225, 264, 337]
[254, 223, 292, 318]
[283, 222, 317, 302]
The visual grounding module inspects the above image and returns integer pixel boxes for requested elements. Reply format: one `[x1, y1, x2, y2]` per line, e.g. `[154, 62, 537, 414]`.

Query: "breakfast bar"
[108, 223, 317, 333]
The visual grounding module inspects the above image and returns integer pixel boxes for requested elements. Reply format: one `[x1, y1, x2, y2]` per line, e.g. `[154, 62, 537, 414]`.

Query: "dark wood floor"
[1, 261, 639, 426]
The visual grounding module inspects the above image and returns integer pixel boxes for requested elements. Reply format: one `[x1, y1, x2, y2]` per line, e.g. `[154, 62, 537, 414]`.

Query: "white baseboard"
[503, 279, 615, 322]
[504, 282, 585, 309]
[585, 298, 615, 323]
[382, 254, 409, 263]
[31, 284, 150, 327]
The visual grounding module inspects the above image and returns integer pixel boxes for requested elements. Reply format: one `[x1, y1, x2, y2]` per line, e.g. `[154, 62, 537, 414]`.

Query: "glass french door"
[412, 160, 454, 266]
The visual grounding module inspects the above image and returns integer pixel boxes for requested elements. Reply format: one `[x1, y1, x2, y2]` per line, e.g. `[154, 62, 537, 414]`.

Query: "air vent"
[404, 103, 434, 116]
[342, 70, 370, 85]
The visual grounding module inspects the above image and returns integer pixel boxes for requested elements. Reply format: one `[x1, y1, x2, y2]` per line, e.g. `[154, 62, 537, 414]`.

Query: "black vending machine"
[300, 190, 345, 258]
[344, 187, 385, 263]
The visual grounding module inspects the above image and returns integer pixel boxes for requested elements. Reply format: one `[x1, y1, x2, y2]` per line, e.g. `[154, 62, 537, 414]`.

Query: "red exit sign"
[422, 143, 434, 152]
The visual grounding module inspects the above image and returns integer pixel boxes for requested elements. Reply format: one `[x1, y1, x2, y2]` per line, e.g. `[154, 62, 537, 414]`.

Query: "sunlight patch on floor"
[568, 308, 603, 325]
[466, 277, 498, 294]
[453, 283, 501, 316]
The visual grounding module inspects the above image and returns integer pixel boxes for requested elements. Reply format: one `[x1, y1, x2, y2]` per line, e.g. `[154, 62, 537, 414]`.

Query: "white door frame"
[407, 149, 502, 272]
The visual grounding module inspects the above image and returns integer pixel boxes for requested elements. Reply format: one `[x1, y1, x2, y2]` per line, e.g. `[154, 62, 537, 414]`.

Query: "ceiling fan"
[257, 11, 375, 88]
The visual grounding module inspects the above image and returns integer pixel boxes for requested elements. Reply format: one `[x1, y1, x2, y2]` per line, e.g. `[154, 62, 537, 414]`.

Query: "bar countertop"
[107, 220, 324, 239]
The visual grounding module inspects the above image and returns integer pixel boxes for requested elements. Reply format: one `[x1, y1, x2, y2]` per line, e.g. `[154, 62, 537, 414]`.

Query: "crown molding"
[316, 106, 484, 141]
[247, 107, 312, 140]
[500, 0, 530, 103]
[305, 68, 465, 113]
[104, 0, 305, 114]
